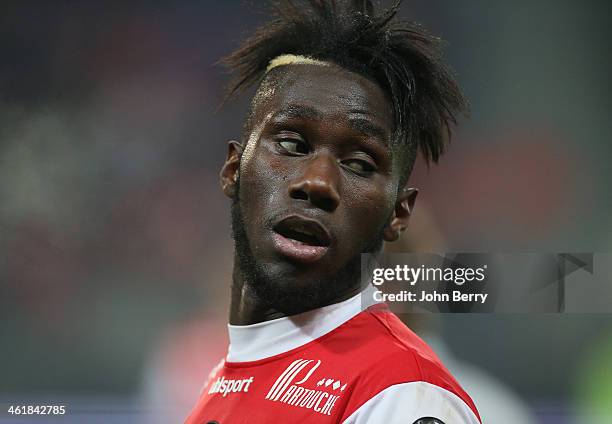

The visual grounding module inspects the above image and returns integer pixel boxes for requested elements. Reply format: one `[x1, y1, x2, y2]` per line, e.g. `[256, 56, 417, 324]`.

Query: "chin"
[250, 262, 333, 312]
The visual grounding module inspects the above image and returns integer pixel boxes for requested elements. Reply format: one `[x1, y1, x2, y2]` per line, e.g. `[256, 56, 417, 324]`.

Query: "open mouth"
[273, 216, 331, 247]
[271, 215, 332, 263]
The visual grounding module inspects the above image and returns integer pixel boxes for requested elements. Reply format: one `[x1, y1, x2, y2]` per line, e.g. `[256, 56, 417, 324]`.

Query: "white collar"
[227, 285, 379, 363]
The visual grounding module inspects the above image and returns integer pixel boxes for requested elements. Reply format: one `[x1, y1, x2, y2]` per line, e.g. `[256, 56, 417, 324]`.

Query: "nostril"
[290, 189, 308, 201]
[317, 198, 337, 212]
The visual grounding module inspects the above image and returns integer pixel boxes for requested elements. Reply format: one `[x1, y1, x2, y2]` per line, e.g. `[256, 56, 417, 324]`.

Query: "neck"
[229, 264, 284, 325]
[228, 255, 363, 326]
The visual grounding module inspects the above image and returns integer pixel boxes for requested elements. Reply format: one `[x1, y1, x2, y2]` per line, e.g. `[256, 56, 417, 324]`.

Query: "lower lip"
[272, 232, 329, 264]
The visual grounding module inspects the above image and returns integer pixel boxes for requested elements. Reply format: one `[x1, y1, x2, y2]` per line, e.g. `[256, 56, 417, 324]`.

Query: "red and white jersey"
[185, 288, 481, 423]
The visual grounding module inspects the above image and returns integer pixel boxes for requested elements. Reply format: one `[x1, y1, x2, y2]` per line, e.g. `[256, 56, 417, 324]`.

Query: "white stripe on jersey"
[341, 381, 480, 424]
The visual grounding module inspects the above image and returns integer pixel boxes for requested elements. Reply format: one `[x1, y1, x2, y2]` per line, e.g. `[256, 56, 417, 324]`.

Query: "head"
[219, 0, 467, 314]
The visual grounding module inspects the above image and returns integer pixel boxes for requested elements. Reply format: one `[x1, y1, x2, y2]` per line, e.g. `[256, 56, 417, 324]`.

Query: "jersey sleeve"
[341, 381, 481, 424]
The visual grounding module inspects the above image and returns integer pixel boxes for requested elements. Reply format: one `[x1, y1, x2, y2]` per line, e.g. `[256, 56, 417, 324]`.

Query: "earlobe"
[383, 187, 418, 242]
[220, 140, 244, 198]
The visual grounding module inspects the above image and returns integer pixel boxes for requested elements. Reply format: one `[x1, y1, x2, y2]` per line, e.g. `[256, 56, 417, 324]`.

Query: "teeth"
[281, 227, 321, 245]
[273, 217, 329, 247]
[294, 230, 315, 240]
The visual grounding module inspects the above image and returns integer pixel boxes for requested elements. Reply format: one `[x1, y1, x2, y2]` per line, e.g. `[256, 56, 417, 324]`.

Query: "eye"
[278, 138, 309, 155]
[342, 158, 377, 176]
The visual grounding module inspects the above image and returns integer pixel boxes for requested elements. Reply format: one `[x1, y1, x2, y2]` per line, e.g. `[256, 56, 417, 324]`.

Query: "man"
[186, 0, 480, 423]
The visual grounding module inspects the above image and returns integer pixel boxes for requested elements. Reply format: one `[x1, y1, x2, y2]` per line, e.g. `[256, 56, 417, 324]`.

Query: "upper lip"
[273, 215, 332, 247]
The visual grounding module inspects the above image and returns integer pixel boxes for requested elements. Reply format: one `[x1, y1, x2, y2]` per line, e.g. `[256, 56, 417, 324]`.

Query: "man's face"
[226, 64, 407, 312]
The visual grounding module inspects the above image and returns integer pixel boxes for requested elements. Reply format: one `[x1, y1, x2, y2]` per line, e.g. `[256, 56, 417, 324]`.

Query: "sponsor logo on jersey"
[265, 359, 346, 416]
[208, 376, 254, 397]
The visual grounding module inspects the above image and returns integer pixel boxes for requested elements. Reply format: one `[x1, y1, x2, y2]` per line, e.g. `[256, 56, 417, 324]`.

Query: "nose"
[288, 154, 340, 212]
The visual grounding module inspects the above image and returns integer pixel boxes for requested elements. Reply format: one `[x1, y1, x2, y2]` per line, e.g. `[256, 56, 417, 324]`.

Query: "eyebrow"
[272, 104, 322, 121]
[347, 117, 389, 146]
[271, 103, 389, 146]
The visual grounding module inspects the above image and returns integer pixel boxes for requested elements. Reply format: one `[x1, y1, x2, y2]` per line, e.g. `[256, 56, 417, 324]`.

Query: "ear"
[220, 140, 243, 198]
[383, 187, 418, 242]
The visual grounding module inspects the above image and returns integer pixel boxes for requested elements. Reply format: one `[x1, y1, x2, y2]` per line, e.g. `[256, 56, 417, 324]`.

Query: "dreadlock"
[221, 0, 467, 179]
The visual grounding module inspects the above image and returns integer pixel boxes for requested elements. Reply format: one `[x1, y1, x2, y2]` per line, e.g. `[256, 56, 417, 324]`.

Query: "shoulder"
[333, 306, 481, 423]
[341, 380, 481, 424]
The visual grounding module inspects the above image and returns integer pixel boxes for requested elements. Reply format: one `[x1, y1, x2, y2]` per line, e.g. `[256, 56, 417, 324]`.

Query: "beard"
[230, 178, 386, 315]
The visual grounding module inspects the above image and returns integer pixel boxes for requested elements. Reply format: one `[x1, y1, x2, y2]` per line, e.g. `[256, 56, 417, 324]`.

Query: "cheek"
[239, 146, 287, 213]
[345, 180, 394, 217]
[340, 183, 395, 238]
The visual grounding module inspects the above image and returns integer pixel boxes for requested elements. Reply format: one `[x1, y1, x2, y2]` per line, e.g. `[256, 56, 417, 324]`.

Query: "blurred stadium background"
[1, 1, 611, 423]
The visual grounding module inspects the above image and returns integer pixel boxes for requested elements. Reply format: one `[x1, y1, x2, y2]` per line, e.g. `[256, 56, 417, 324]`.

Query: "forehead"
[251, 64, 393, 130]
